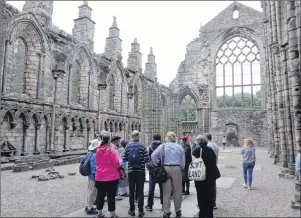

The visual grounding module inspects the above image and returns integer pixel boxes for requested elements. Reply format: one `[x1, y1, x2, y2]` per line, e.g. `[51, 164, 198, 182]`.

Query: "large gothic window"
[215, 37, 261, 108]
[134, 85, 139, 114]
[180, 95, 196, 121]
[108, 74, 115, 110]
[10, 38, 26, 93]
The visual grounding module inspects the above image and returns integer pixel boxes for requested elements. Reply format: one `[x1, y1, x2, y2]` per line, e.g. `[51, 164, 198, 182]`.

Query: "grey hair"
[195, 135, 208, 146]
[131, 130, 140, 138]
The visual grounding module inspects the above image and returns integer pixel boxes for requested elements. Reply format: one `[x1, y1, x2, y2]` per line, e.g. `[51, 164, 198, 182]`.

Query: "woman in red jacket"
[95, 133, 121, 218]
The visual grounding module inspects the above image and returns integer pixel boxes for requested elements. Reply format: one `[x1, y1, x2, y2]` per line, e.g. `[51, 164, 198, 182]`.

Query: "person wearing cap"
[85, 139, 101, 215]
[180, 136, 192, 195]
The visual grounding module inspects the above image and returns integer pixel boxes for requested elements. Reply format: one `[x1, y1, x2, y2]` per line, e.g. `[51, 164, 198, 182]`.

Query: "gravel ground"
[1, 147, 300, 217]
[207, 147, 299, 217]
[1, 163, 87, 217]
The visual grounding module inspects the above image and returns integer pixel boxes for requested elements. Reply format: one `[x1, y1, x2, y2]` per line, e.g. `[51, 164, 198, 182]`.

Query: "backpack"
[128, 142, 142, 169]
[79, 152, 92, 176]
[188, 148, 206, 181]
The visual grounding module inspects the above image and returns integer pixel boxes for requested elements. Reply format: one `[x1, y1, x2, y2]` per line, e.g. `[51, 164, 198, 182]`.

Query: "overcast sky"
[7, 1, 262, 86]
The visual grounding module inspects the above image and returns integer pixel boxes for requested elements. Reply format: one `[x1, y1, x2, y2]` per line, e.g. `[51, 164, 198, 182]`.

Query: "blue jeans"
[243, 162, 255, 186]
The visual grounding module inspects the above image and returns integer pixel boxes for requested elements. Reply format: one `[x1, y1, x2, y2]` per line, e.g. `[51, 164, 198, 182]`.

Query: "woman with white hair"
[192, 135, 220, 218]
[151, 132, 185, 218]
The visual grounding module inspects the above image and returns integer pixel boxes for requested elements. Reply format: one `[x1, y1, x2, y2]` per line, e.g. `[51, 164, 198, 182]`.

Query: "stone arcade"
[0, 0, 300, 209]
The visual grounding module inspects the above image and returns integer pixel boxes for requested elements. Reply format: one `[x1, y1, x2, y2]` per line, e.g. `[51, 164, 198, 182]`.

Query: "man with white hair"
[123, 130, 149, 217]
[192, 135, 220, 218]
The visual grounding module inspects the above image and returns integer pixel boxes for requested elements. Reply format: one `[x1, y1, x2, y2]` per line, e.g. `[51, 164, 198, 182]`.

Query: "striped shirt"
[123, 141, 149, 173]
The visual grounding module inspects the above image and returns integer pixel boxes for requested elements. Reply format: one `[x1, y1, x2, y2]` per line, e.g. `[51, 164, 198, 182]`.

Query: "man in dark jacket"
[145, 134, 163, 211]
[181, 136, 192, 195]
[192, 135, 221, 218]
[123, 130, 149, 217]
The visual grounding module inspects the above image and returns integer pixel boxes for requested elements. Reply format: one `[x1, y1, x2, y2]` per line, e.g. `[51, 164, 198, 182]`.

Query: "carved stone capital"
[98, 83, 107, 90]
[52, 69, 66, 79]
[127, 92, 134, 99]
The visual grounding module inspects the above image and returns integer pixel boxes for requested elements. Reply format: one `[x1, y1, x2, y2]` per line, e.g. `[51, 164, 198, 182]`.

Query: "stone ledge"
[53, 156, 85, 166]
[279, 173, 295, 179]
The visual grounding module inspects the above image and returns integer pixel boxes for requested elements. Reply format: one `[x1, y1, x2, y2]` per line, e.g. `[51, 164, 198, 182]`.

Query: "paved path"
[63, 147, 299, 217]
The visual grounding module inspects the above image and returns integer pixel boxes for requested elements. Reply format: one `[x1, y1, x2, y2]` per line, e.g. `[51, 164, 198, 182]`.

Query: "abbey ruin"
[0, 0, 300, 209]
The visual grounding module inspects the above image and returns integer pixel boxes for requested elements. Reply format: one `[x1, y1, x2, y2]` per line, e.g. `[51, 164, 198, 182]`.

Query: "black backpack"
[79, 152, 92, 176]
[128, 142, 142, 169]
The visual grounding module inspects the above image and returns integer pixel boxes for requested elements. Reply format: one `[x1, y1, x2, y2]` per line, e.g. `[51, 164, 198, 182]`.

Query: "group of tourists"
[82, 129, 259, 218]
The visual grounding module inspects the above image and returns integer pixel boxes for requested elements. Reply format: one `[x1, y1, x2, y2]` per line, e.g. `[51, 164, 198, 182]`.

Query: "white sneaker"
[247, 186, 252, 190]
[243, 183, 247, 188]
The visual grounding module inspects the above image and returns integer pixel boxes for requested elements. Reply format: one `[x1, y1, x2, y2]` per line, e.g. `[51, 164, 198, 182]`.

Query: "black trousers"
[95, 180, 118, 212]
[195, 180, 214, 218]
[147, 174, 163, 207]
[129, 171, 145, 211]
[213, 181, 216, 207]
[182, 181, 190, 192]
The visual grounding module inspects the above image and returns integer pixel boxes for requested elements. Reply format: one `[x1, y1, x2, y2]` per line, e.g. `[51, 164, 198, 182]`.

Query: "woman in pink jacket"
[95, 133, 121, 218]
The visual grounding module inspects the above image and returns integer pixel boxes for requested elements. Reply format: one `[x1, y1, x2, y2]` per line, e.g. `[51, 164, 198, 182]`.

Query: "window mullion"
[251, 62, 254, 107]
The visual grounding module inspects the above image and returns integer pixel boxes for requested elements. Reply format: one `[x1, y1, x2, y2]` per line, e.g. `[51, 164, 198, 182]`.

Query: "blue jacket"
[88, 150, 96, 180]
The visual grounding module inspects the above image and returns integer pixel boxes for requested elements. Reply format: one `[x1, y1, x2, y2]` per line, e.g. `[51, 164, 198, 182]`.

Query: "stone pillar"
[45, 124, 50, 153]
[50, 69, 65, 153]
[88, 71, 92, 109]
[97, 83, 107, 133]
[33, 124, 41, 155]
[36, 52, 45, 99]
[1, 40, 11, 94]
[63, 126, 69, 152]
[291, 180, 301, 209]
[20, 123, 29, 156]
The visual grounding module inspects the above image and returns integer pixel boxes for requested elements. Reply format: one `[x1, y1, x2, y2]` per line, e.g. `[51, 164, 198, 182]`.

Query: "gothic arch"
[211, 27, 264, 65]
[66, 43, 94, 107]
[212, 32, 263, 109]
[2, 14, 49, 98]
[177, 86, 200, 105]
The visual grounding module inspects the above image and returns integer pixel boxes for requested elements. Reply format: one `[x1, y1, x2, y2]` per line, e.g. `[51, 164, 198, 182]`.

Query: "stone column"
[67, 64, 72, 104]
[33, 124, 41, 155]
[45, 124, 50, 153]
[20, 123, 29, 156]
[88, 71, 92, 109]
[63, 125, 69, 152]
[36, 52, 45, 99]
[50, 69, 66, 153]
[97, 83, 107, 133]
[1, 40, 11, 94]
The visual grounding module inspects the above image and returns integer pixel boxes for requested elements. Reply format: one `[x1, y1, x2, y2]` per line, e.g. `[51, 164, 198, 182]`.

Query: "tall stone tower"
[104, 17, 122, 60]
[22, 1, 53, 28]
[127, 38, 142, 72]
[72, 1, 95, 51]
[144, 47, 157, 80]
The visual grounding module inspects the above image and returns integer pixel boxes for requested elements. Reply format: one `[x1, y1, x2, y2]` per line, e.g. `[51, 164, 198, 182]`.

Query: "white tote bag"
[188, 148, 206, 181]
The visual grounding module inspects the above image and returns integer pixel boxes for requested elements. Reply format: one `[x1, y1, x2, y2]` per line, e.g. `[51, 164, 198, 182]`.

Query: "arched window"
[134, 85, 139, 114]
[233, 10, 239, 19]
[10, 38, 26, 93]
[215, 37, 261, 108]
[71, 61, 80, 103]
[108, 74, 115, 110]
[180, 95, 197, 121]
